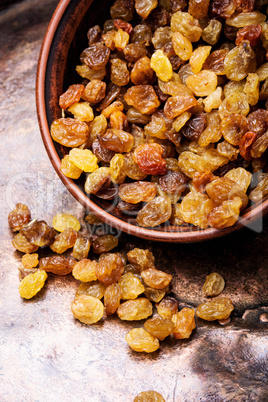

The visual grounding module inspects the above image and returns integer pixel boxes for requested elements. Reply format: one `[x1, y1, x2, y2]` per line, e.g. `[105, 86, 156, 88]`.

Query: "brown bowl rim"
[36, 0, 268, 242]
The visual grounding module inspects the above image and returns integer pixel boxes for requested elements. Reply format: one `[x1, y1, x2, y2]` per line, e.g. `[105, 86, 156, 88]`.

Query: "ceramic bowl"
[36, 0, 268, 242]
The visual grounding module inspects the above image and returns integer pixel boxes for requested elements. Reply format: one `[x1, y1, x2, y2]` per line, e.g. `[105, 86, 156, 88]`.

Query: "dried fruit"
[144, 287, 166, 303]
[180, 191, 215, 229]
[81, 43, 110, 70]
[48, 0, 268, 231]
[211, 0, 236, 19]
[119, 182, 156, 204]
[133, 143, 166, 175]
[117, 298, 153, 320]
[170, 11, 202, 42]
[136, 195, 172, 227]
[181, 113, 206, 141]
[59, 84, 85, 109]
[12, 233, 39, 254]
[141, 268, 172, 289]
[39, 256, 76, 275]
[156, 296, 178, 319]
[159, 171, 188, 195]
[196, 297, 234, 321]
[20, 220, 55, 247]
[206, 177, 248, 209]
[84, 167, 111, 194]
[186, 71, 218, 97]
[144, 315, 174, 340]
[251, 130, 268, 158]
[76, 64, 106, 81]
[164, 95, 198, 119]
[124, 85, 160, 114]
[72, 259, 98, 282]
[224, 41, 255, 81]
[202, 20, 222, 45]
[151, 49, 173, 81]
[190, 46, 211, 74]
[171, 32, 193, 61]
[118, 272, 145, 299]
[202, 272, 225, 296]
[124, 43, 147, 62]
[110, 58, 130, 86]
[104, 283, 122, 315]
[134, 391, 165, 402]
[188, 0, 209, 19]
[124, 153, 147, 180]
[51, 118, 89, 147]
[134, 0, 158, 18]
[249, 175, 268, 202]
[83, 80, 106, 104]
[21, 253, 39, 269]
[76, 281, 106, 299]
[225, 168, 252, 193]
[71, 295, 104, 324]
[236, 24, 262, 47]
[125, 328, 159, 352]
[68, 102, 94, 122]
[8, 203, 31, 232]
[203, 49, 228, 75]
[72, 236, 91, 260]
[152, 26, 172, 49]
[100, 128, 134, 153]
[96, 253, 124, 286]
[110, 0, 134, 21]
[203, 87, 223, 113]
[172, 307, 195, 339]
[226, 11, 266, 28]
[50, 227, 78, 254]
[127, 248, 155, 271]
[219, 94, 250, 119]
[19, 270, 47, 299]
[131, 56, 155, 86]
[92, 235, 118, 254]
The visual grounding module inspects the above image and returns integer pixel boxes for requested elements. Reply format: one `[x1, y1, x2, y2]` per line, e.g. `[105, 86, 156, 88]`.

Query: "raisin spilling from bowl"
[9, 203, 236, 359]
[50, 1, 268, 230]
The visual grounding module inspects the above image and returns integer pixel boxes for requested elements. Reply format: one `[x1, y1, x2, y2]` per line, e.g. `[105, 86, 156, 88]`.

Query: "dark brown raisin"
[180, 113, 207, 141]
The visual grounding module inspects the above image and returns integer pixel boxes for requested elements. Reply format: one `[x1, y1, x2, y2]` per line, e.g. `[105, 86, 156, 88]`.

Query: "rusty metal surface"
[0, 1, 267, 401]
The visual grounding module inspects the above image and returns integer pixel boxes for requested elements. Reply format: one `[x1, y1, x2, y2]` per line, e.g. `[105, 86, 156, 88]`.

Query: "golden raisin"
[117, 298, 153, 320]
[19, 270, 48, 299]
[202, 272, 225, 297]
[196, 297, 234, 321]
[126, 328, 159, 353]
[72, 259, 98, 282]
[71, 295, 104, 324]
[172, 307, 196, 339]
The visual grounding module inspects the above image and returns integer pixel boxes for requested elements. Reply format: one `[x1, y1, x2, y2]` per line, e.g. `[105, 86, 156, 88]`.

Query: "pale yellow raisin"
[71, 295, 104, 324]
[52, 213, 81, 232]
[19, 270, 47, 299]
[125, 328, 159, 353]
[151, 49, 173, 82]
[69, 149, 98, 172]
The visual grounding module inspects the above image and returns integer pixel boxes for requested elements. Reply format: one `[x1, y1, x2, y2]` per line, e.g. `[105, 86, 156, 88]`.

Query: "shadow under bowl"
[36, 0, 268, 242]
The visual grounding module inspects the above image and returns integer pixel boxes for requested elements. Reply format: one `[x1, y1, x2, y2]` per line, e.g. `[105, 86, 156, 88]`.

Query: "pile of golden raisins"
[50, 0, 268, 230]
[9, 203, 234, 357]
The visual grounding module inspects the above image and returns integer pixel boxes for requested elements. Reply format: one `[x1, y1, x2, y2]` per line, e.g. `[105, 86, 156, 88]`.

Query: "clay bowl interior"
[36, 0, 268, 242]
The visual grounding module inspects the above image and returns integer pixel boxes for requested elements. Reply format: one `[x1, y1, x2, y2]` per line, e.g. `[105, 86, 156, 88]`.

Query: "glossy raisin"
[39, 256, 76, 275]
[104, 283, 122, 315]
[81, 43, 110, 70]
[95, 253, 124, 286]
[8, 203, 31, 232]
[59, 84, 85, 109]
[196, 297, 234, 321]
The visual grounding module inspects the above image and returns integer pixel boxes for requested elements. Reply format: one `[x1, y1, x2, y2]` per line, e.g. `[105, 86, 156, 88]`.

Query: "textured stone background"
[0, 1, 267, 401]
